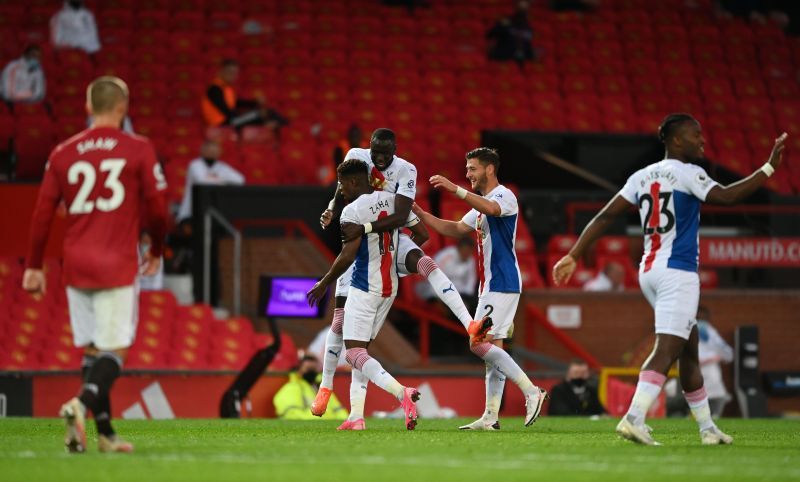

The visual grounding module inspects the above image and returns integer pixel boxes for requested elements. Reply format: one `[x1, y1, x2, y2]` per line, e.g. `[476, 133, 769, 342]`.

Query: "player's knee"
[331, 307, 344, 335]
[470, 342, 493, 358]
[344, 347, 371, 370]
[416, 255, 438, 277]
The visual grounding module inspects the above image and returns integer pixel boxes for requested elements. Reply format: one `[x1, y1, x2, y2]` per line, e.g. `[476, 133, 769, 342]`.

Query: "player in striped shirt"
[307, 159, 423, 430]
[312, 129, 488, 418]
[553, 113, 788, 445]
[414, 147, 548, 430]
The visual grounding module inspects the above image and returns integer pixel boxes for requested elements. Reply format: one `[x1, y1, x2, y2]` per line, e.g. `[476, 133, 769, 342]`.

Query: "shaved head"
[86, 76, 129, 115]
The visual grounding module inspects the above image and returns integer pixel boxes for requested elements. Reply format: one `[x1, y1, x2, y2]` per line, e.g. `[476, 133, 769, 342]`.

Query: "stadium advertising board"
[700, 238, 800, 267]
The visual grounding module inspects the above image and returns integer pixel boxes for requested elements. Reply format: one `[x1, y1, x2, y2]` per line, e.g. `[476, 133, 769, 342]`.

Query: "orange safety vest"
[201, 77, 236, 127]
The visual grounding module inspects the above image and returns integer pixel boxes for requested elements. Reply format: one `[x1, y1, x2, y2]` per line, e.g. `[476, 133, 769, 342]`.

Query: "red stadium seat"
[596, 236, 630, 258]
[547, 234, 578, 255]
[136, 10, 169, 30]
[14, 118, 56, 180]
[518, 254, 545, 289]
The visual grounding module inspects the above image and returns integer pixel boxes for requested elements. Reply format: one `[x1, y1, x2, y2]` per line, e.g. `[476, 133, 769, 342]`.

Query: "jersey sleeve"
[394, 163, 417, 200]
[26, 158, 62, 269]
[680, 165, 719, 201]
[404, 211, 420, 227]
[340, 203, 359, 225]
[140, 140, 168, 257]
[461, 209, 478, 229]
[618, 174, 639, 204]
[487, 188, 517, 216]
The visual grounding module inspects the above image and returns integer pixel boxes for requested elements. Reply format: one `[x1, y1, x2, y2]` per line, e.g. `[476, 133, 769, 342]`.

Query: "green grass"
[1, 417, 798, 482]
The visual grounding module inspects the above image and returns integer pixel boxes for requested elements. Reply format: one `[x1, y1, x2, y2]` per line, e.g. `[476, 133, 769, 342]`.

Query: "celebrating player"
[23, 76, 168, 453]
[552, 113, 788, 445]
[312, 128, 489, 417]
[307, 159, 422, 431]
[413, 147, 548, 430]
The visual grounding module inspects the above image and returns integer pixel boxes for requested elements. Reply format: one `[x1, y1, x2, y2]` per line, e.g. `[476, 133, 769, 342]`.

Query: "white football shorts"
[396, 233, 421, 276]
[335, 262, 356, 298]
[638, 267, 699, 340]
[66, 284, 139, 350]
[475, 291, 520, 340]
[342, 287, 394, 343]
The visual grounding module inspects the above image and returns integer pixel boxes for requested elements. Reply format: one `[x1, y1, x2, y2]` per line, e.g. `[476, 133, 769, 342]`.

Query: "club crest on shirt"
[695, 172, 712, 188]
[370, 167, 387, 190]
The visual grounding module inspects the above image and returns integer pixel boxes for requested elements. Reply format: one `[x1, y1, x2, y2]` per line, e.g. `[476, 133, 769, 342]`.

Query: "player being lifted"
[308, 159, 424, 430]
[23, 76, 168, 453]
[413, 148, 548, 430]
[312, 128, 490, 419]
[553, 113, 788, 445]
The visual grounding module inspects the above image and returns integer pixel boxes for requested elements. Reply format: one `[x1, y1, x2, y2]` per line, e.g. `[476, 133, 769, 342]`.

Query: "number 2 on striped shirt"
[638, 182, 675, 235]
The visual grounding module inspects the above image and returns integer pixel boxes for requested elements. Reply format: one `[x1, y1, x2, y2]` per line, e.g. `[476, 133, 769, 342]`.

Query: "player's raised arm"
[430, 174, 502, 216]
[704, 132, 787, 205]
[23, 159, 62, 295]
[307, 225, 361, 306]
[342, 193, 413, 241]
[320, 182, 344, 229]
[552, 194, 633, 286]
[412, 203, 473, 239]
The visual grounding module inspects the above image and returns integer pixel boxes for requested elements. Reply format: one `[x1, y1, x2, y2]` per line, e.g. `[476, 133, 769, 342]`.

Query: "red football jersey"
[26, 126, 168, 289]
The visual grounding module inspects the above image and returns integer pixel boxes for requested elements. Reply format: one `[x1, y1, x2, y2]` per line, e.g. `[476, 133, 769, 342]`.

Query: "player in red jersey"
[23, 76, 168, 453]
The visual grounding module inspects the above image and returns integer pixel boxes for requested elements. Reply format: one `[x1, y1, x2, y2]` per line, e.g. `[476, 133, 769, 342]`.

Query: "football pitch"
[1, 417, 798, 482]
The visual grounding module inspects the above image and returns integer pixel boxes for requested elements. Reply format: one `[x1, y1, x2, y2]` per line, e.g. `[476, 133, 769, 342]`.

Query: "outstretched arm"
[320, 183, 344, 229]
[430, 175, 501, 216]
[552, 194, 633, 286]
[412, 203, 473, 239]
[307, 224, 360, 306]
[705, 133, 787, 205]
[341, 194, 413, 241]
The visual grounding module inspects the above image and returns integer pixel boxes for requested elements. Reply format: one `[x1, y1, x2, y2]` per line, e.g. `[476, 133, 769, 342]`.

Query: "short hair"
[569, 358, 589, 367]
[337, 158, 369, 179]
[23, 43, 40, 56]
[221, 58, 239, 68]
[86, 76, 129, 114]
[300, 354, 318, 363]
[371, 128, 396, 143]
[466, 147, 500, 170]
[658, 113, 697, 144]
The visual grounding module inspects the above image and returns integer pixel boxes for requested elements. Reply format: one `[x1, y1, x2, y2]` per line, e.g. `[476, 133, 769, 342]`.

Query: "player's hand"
[470, 332, 494, 347]
[141, 251, 161, 277]
[411, 202, 426, 217]
[320, 209, 333, 229]
[552, 255, 577, 287]
[767, 132, 788, 170]
[341, 222, 365, 242]
[429, 175, 457, 193]
[22, 269, 46, 295]
[307, 281, 328, 307]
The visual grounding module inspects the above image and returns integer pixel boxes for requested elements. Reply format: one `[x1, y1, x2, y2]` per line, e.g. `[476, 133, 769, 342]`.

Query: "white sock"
[684, 386, 715, 431]
[346, 348, 404, 401]
[348, 368, 369, 421]
[417, 256, 473, 329]
[320, 308, 344, 390]
[625, 370, 666, 426]
[472, 343, 536, 396]
[484, 363, 506, 421]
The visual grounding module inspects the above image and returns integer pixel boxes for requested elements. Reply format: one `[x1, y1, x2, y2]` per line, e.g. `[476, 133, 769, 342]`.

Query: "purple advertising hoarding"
[265, 277, 323, 317]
